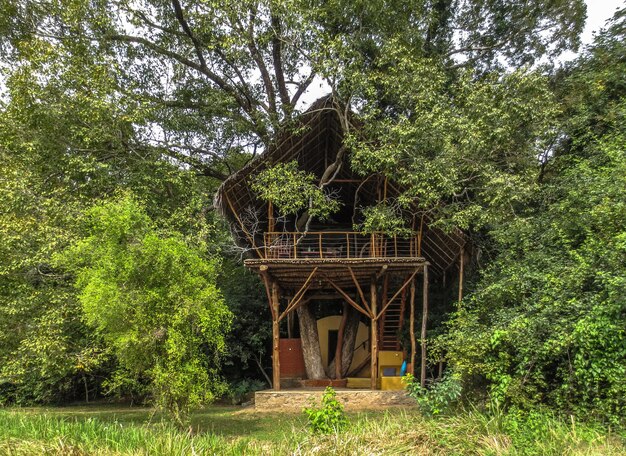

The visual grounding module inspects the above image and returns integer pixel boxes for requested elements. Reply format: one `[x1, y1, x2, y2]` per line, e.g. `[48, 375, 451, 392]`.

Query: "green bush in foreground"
[303, 387, 348, 434]
[404, 373, 462, 416]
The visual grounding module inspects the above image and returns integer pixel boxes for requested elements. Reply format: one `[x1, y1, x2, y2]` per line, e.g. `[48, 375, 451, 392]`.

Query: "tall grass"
[0, 406, 624, 455]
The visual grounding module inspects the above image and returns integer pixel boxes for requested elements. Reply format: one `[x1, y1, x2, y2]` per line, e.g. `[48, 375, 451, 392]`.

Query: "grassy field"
[0, 402, 624, 455]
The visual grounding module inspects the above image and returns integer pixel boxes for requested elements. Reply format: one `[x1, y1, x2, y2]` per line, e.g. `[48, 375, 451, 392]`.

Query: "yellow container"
[378, 351, 403, 378]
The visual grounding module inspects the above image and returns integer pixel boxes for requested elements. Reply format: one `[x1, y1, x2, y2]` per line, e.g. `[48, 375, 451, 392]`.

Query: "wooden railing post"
[319, 233, 323, 259]
[421, 264, 429, 388]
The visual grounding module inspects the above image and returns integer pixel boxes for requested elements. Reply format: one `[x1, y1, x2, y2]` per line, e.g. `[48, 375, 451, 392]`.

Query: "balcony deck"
[246, 232, 426, 290]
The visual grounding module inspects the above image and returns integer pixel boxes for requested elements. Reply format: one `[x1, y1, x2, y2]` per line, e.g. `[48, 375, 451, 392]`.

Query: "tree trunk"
[296, 303, 327, 379]
[328, 304, 361, 378]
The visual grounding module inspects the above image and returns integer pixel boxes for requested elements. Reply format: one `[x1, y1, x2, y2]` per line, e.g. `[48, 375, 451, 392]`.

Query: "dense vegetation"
[0, 0, 624, 437]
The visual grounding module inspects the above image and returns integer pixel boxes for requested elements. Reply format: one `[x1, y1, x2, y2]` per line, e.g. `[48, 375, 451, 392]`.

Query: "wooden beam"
[271, 281, 281, 390]
[279, 267, 318, 321]
[374, 269, 420, 321]
[267, 202, 273, 229]
[260, 269, 275, 320]
[421, 264, 429, 388]
[327, 279, 372, 318]
[418, 214, 424, 257]
[458, 245, 464, 304]
[370, 275, 378, 390]
[348, 267, 370, 313]
[409, 277, 416, 377]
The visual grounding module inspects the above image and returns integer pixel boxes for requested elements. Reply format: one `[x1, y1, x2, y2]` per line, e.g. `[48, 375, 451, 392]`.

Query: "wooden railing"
[262, 231, 422, 260]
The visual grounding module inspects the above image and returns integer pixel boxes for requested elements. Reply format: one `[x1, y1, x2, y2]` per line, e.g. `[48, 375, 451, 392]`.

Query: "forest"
[1, 0, 625, 454]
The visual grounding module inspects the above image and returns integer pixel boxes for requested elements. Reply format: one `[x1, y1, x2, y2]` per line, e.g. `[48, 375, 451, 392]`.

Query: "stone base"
[254, 388, 415, 411]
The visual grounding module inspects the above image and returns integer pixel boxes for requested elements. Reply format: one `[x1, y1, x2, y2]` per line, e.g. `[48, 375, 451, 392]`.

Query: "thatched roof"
[214, 96, 467, 276]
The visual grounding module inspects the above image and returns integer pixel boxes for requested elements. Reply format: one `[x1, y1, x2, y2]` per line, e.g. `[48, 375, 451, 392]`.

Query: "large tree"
[0, 0, 587, 384]
[446, 9, 626, 425]
[0, 0, 585, 178]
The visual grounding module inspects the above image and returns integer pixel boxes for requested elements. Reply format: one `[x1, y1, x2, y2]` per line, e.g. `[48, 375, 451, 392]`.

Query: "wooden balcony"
[262, 231, 422, 260]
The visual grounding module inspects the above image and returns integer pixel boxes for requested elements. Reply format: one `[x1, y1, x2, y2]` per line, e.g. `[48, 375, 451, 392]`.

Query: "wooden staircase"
[379, 285, 407, 351]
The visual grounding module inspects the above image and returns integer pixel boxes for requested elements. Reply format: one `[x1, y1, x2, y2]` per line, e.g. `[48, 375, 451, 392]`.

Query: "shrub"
[404, 373, 462, 416]
[228, 379, 266, 405]
[303, 387, 348, 434]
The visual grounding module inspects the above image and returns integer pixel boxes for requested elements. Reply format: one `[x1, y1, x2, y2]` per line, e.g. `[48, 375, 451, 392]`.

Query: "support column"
[370, 276, 378, 390]
[271, 281, 281, 390]
[409, 276, 416, 377]
[458, 245, 464, 304]
[421, 264, 429, 388]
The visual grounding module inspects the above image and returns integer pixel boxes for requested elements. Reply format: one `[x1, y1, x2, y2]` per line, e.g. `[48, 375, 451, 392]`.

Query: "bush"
[303, 387, 348, 434]
[404, 373, 462, 416]
[228, 379, 266, 405]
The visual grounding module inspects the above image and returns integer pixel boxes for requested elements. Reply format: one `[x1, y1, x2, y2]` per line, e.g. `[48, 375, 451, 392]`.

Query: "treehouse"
[215, 97, 467, 391]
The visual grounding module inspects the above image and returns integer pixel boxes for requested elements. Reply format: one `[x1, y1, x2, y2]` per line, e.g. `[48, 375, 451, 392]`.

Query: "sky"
[582, 0, 623, 42]
[559, 0, 624, 61]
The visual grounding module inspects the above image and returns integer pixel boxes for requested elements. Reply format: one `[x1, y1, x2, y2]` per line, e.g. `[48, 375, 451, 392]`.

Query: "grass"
[0, 402, 624, 455]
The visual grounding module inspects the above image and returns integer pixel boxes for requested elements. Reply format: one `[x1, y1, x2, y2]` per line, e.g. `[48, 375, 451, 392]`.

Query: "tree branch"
[291, 71, 316, 107]
[237, 9, 277, 116]
[270, 14, 291, 112]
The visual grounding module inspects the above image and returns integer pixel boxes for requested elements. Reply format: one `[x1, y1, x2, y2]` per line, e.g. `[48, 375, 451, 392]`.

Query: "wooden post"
[421, 264, 429, 388]
[271, 281, 281, 390]
[319, 233, 323, 258]
[458, 245, 464, 304]
[409, 277, 416, 377]
[293, 233, 297, 258]
[370, 276, 378, 390]
[268, 201, 274, 233]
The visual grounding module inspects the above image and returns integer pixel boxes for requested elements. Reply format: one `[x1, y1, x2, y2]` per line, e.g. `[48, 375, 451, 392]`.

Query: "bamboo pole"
[348, 267, 370, 314]
[458, 245, 464, 304]
[421, 264, 429, 388]
[319, 233, 323, 258]
[268, 201, 274, 233]
[271, 281, 281, 390]
[327, 279, 371, 318]
[409, 277, 416, 377]
[370, 276, 378, 390]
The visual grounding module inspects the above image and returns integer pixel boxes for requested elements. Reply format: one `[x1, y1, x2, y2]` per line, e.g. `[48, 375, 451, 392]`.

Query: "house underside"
[215, 96, 467, 390]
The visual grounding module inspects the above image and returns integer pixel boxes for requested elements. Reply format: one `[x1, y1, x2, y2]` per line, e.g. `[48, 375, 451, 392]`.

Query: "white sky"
[559, 0, 624, 61]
